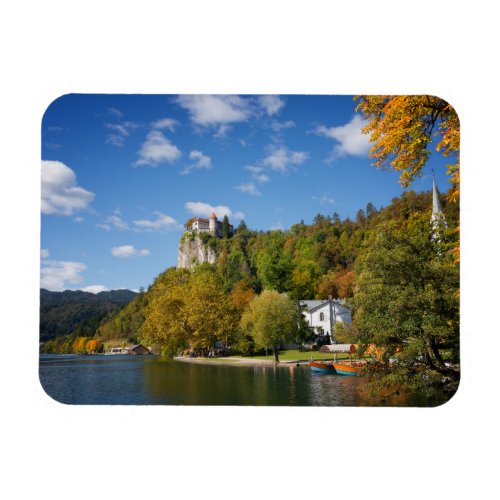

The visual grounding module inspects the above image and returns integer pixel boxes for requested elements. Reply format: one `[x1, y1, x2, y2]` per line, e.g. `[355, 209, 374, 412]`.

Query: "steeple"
[431, 174, 444, 220]
[431, 173, 447, 240]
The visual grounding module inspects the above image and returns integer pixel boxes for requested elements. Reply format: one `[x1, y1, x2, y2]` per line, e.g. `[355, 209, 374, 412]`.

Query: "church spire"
[431, 173, 444, 220]
[431, 173, 447, 240]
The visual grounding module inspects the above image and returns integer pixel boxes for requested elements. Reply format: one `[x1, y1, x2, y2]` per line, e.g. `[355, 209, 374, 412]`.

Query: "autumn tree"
[72, 336, 91, 353]
[316, 269, 354, 300]
[141, 266, 238, 357]
[85, 339, 100, 353]
[290, 259, 321, 300]
[240, 290, 298, 362]
[353, 213, 459, 392]
[355, 95, 460, 263]
[355, 95, 459, 199]
[230, 278, 256, 312]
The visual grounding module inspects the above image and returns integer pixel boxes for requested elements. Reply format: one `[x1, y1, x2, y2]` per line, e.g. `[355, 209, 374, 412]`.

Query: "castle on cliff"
[177, 213, 234, 269]
[188, 212, 234, 238]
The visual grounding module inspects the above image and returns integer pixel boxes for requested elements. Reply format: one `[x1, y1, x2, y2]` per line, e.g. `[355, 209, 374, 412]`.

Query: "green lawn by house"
[235, 349, 354, 361]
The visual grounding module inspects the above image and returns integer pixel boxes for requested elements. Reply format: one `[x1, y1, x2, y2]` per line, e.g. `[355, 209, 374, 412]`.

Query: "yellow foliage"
[85, 339, 98, 352]
[355, 95, 459, 201]
[355, 95, 460, 261]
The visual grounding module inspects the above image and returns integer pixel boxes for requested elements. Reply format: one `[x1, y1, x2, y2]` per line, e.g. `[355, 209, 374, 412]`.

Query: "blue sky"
[41, 94, 451, 292]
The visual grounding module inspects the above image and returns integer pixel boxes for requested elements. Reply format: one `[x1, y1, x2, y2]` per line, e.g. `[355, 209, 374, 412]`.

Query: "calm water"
[39, 355, 446, 406]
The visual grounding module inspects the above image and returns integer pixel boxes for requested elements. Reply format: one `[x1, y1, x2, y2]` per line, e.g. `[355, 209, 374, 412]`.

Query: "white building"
[188, 212, 234, 238]
[300, 299, 352, 342]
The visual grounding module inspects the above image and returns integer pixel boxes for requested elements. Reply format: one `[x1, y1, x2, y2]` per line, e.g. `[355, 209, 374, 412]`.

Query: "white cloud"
[312, 194, 336, 205]
[40, 260, 87, 291]
[253, 174, 269, 183]
[257, 95, 285, 116]
[185, 201, 244, 220]
[111, 245, 150, 258]
[243, 166, 270, 184]
[270, 222, 284, 231]
[262, 144, 309, 173]
[151, 117, 178, 131]
[176, 95, 251, 127]
[181, 150, 212, 175]
[44, 142, 62, 151]
[107, 107, 124, 118]
[133, 211, 179, 231]
[81, 285, 109, 293]
[97, 209, 129, 231]
[41, 249, 50, 258]
[134, 130, 181, 166]
[270, 120, 295, 132]
[213, 124, 231, 139]
[315, 114, 371, 159]
[106, 135, 126, 147]
[105, 121, 139, 147]
[41, 160, 95, 216]
[245, 165, 264, 174]
[235, 182, 261, 196]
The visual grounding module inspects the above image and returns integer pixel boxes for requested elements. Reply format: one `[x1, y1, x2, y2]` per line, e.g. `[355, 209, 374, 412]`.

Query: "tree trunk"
[425, 338, 460, 381]
[272, 345, 279, 363]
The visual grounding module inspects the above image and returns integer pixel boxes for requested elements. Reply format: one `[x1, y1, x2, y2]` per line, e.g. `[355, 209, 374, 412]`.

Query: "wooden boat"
[331, 360, 366, 376]
[309, 360, 337, 373]
[314, 344, 366, 376]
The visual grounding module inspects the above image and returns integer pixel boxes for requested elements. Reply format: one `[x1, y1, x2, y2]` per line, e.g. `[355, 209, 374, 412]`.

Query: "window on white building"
[319, 312, 325, 321]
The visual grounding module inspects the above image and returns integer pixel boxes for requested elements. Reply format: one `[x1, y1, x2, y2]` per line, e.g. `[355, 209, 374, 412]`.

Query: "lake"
[39, 354, 447, 406]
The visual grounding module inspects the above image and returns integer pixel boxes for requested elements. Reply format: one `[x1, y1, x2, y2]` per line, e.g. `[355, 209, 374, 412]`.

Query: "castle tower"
[209, 212, 217, 236]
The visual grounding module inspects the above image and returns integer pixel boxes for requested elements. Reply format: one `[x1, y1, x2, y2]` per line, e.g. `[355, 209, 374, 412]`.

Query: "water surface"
[39, 355, 445, 406]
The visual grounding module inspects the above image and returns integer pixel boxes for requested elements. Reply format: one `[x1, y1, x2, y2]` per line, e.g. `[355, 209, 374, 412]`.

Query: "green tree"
[256, 231, 293, 292]
[290, 259, 321, 300]
[366, 202, 377, 218]
[353, 212, 459, 391]
[222, 215, 230, 239]
[240, 290, 298, 362]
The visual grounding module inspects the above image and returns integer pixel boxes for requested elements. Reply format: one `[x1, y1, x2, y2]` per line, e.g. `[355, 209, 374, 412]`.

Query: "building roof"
[210, 212, 217, 219]
[193, 218, 209, 223]
[319, 344, 357, 354]
[300, 299, 348, 313]
[125, 344, 149, 351]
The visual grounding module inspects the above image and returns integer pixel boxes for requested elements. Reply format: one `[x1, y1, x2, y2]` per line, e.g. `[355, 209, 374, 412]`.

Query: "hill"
[40, 288, 137, 341]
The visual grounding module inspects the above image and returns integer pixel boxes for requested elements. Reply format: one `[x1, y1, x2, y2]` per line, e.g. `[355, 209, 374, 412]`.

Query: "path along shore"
[174, 356, 310, 367]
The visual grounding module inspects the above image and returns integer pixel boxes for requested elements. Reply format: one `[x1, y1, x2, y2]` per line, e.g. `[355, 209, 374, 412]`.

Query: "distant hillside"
[40, 289, 137, 341]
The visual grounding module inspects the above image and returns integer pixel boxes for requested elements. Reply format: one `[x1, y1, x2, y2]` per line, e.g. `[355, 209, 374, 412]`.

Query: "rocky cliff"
[177, 235, 217, 269]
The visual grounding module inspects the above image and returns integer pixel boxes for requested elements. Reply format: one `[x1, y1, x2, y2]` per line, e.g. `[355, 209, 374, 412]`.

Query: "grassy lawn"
[236, 349, 354, 361]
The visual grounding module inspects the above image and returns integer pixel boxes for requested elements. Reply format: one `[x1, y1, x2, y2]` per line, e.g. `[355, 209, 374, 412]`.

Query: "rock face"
[177, 235, 216, 269]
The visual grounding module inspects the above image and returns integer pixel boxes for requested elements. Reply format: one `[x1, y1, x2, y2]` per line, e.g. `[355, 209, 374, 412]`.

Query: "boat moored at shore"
[309, 360, 337, 373]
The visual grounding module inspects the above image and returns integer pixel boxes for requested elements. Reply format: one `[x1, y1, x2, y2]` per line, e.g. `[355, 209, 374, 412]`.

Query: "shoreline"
[173, 356, 310, 367]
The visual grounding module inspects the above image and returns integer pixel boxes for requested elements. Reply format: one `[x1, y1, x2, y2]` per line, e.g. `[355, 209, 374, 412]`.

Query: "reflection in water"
[39, 355, 447, 406]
